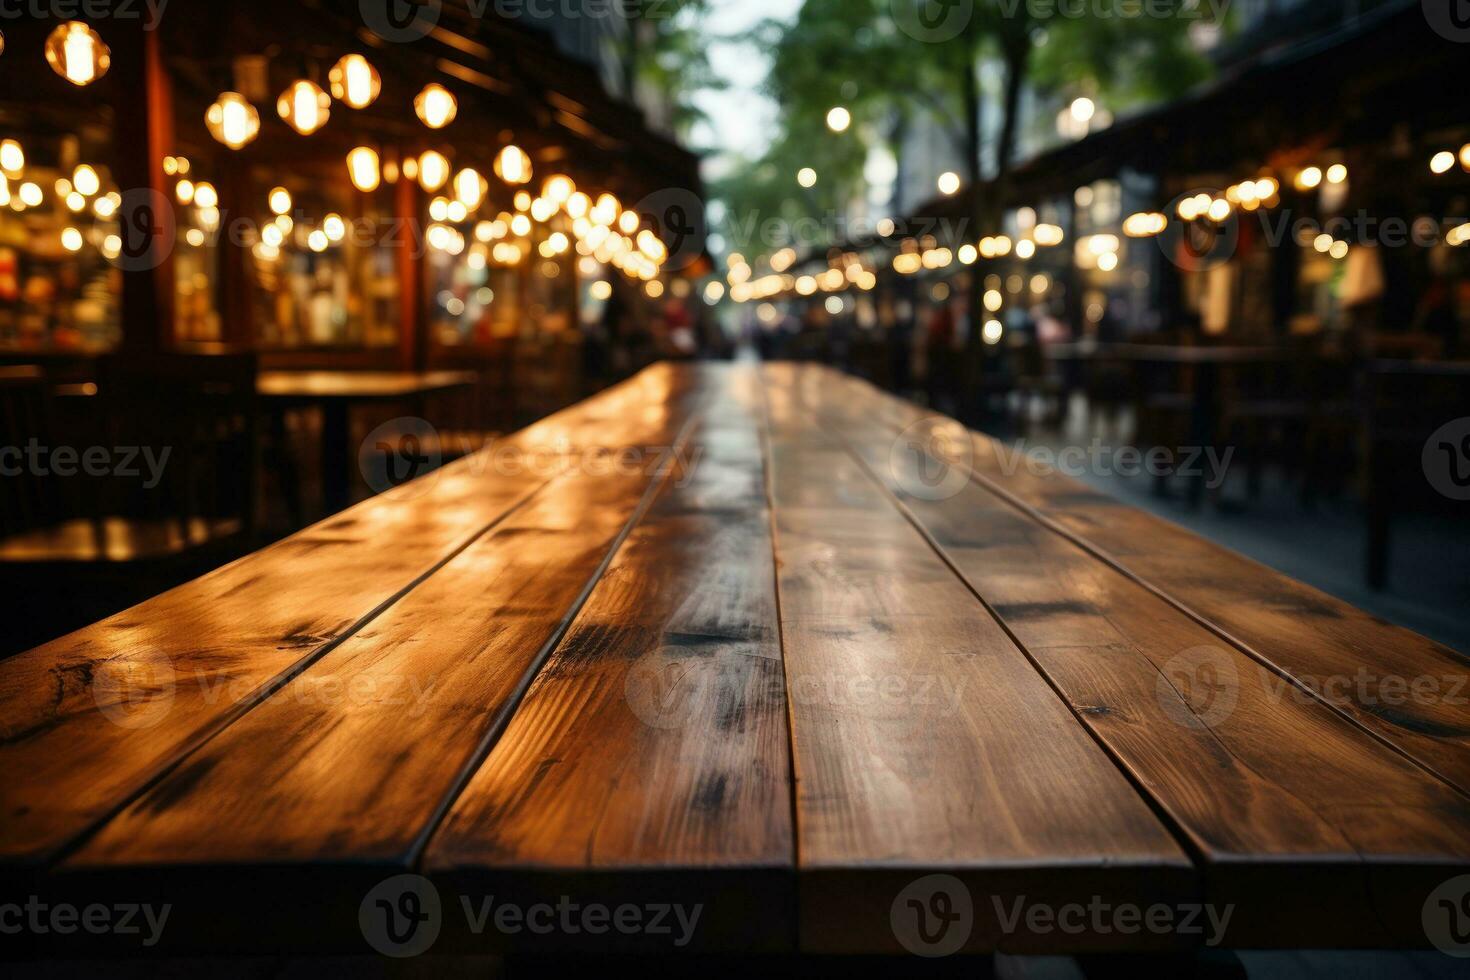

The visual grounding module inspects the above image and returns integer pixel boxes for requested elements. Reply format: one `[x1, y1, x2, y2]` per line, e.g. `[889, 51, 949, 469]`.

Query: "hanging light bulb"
[277, 80, 331, 135]
[454, 168, 485, 210]
[494, 144, 532, 185]
[205, 92, 260, 150]
[71, 165, 100, 197]
[0, 140, 23, 176]
[193, 182, 218, 209]
[417, 150, 449, 192]
[329, 54, 380, 109]
[268, 186, 292, 215]
[414, 83, 457, 129]
[347, 146, 380, 193]
[45, 21, 110, 86]
[543, 175, 574, 204]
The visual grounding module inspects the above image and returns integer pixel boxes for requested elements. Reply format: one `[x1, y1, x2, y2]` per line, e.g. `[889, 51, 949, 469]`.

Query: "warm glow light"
[418, 151, 450, 192]
[1015, 239, 1036, 260]
[348, 146, 380, 192]
[957, 243, 977, 265]
[323, 214, 346, 242]
[308, 229, 329, 252]
[277, 80, 331, 135]
[72, 165, 99, 197]
[65, 191, 85, 212]
[1326, 164, 1348, 185]
[589, 280, 612, 301]
[704, 281, 725, 304]
[982, 320, 1004, 345]
[494, 145, 532, 185]
[269, 187, 292, 215]
[193, 182, 218, 209]
[0, 140, 22, 176]
[175, 179, 194, 205]
[566, 191, 590, 218]
[454, 168, 485, 209]
[206, 92, 260, 150]
[46, 22, 110, 86]
[797, 167, 817, 188]
[826, 106, 851, 133]
[543, 175, 574, 204]
[1431, 151, 1456, 175]
[646, 280, 664, 299]
[1097, 251, 1119, 272]
[510, 214, 531, 237]
[937, 171, 961, 195]
[1461, 145, 1470, 170]
[61, 227, 83, 252]
[18, 181, 41, 207]
[329, 54, 381, 109]
[531, 197, 556, 222]
[414, 83, 457, 129]
[1295, 166, 1323, 191]
[1069, 97, 1096, 123]
[1207, 198, 1231, 223]
[618, 210, 639, 234]
[93, 194, 118, 218]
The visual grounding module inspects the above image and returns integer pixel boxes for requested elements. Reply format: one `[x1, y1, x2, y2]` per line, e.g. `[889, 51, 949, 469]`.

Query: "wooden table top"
[1, 362, 1465, 958]
[255, 369, 478, 401]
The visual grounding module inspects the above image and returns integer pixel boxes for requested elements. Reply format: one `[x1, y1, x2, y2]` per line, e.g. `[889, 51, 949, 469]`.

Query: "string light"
[494, 145, 532, 185]
[454, 168, 485, 210]
[206, 92, 260, 149]
[72, 165, 99, 197]
[417, 150, 449, 192]
[826, 107, 851, 133]
[268, 186, 292, 215]
[414, 83, 457, 129]
[45, 21, 109, 86]
[329, 54, 380, 109]
[0, 140, 22, 176]
[277, 80, 331, 135]
[348, 147, 380, 192]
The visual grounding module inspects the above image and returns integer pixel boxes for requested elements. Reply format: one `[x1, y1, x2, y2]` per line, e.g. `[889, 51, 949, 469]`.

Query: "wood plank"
[813, 365, 1470, 795]
[0, 364, 696, 866]
[760, 368, 1196, 956]
[787, 363, 1470, 948]
[425, 367, 794, 953]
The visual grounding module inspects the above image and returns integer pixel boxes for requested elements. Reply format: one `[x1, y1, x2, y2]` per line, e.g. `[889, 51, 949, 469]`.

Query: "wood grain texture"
[798, 367, 1470, 948]
[0, 364, 695, 865]
[426, 367, 794, 952]
[761, 368, 1195, 955]
[813, 365, 1470, 795]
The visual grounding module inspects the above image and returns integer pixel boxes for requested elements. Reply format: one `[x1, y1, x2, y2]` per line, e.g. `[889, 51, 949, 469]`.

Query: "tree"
[746, 0, 1217, 419]
[620, 0, 723, 139]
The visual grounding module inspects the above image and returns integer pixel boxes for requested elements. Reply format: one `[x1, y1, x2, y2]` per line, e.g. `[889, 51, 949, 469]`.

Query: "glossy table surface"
[1, 362, 1465, 958]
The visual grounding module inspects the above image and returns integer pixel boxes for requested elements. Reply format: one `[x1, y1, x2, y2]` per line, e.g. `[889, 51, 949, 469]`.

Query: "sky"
[688, 0, 804, 179]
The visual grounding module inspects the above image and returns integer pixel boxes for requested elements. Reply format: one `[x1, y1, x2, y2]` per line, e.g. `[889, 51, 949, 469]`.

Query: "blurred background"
[1, 0, 1467, 655]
